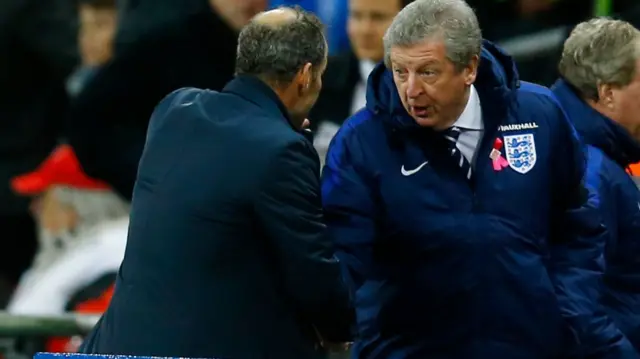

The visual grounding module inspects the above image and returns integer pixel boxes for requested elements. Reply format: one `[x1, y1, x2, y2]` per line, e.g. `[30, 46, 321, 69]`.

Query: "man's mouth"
[410, 105, 430, 118]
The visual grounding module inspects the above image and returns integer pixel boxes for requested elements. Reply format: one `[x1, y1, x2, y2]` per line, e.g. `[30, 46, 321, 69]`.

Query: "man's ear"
[464, 55, 479, 86]
[297, 62, 313, 94]
[597, 82, 615, 109]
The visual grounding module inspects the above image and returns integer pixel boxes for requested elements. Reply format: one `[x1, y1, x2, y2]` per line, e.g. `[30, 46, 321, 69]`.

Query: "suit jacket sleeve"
[254, 137, 353, 343]
[548, 103, 639, 359]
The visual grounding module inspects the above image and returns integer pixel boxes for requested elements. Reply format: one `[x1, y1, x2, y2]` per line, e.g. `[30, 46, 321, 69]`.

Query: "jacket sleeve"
[548, 106, 639, 358]
[321, 124, 378, 312]
[254, 137, 353, 343]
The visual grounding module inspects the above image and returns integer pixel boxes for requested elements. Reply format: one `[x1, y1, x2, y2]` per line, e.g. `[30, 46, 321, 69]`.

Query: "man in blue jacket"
[321, 0, 636, 358]
[80, 7, 352, 359]
[552, 18, 640, 354]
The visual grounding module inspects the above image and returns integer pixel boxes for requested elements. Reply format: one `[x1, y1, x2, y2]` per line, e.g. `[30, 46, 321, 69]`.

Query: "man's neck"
[588, 99, 622, 126]
[267, 82, 306, 129]
[437, 86, 472, 130]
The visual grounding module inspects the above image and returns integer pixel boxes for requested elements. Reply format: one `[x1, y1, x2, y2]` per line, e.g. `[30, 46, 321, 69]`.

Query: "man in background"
[67, 0, 118, 96]
[67, 0, 266, 201]
[310, 0, 413, 163]
[552, 18, 640, 353]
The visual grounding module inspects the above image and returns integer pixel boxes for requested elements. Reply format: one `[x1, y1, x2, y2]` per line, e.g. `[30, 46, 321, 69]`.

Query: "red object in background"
[11, 144, 110, 195]
[629, 163, 640, 176]
[45, 284, 115, 353]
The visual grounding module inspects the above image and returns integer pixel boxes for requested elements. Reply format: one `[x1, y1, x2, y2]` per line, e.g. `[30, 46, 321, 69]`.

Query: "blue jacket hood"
[364, 40, 520, 130]
[552, 79, 640, 167]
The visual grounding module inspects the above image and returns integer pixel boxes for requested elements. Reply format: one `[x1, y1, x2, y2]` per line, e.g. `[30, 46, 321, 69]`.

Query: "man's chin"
[355, 49, 382, 62]
[413, 115, 439, 128]
[411, 114, 455, 130]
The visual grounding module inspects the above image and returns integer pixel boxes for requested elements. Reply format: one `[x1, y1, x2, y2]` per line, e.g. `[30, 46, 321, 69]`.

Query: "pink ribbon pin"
[490, 138, 509, 171]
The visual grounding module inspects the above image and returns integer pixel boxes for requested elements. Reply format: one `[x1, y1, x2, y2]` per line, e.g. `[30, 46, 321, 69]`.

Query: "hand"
[302, 118, 311, 129]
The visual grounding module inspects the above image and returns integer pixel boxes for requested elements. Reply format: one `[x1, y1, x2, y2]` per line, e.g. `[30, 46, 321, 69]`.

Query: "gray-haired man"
[552, 18, 640, 357]
[79, 7, 352, 359]
[321, 0, 613, 358]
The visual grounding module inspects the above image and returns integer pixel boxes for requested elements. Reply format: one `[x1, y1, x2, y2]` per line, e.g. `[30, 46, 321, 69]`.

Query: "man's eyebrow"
[392, 59, 440, 68]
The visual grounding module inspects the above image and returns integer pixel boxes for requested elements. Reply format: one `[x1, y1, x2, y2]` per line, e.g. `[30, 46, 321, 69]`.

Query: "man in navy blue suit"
[80, 7, 352, 359]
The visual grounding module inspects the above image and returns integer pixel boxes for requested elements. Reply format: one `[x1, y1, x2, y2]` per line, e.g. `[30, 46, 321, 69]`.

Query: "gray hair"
[383, 0, 482, 71]
[559, 18, 640, 100]
[235, 6, 326, 85]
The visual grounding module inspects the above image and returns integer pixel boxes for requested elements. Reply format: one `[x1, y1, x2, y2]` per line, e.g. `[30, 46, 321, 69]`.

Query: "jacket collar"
[551, 79, 640, 167]
[222, 75, 296, 130]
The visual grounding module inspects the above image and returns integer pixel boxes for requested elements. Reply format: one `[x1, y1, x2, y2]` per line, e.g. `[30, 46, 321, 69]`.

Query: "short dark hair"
[235, 6, 327, 85]
[78, 0, 116, 9]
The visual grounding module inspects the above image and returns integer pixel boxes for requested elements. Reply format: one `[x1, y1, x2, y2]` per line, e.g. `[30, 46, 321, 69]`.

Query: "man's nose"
[406, 74, 423, 99]
[357, 17, 375, 35]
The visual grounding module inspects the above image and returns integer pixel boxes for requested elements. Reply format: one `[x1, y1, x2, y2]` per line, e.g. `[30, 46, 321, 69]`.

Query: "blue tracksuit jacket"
[321, 41, 630, 359]
[553, 79, 640, 354]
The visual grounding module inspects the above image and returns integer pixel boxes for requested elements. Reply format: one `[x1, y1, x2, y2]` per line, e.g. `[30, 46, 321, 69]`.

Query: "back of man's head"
[559, 18, 640, 100]
[559, 18, 640, 140]
[235, 7, 327, 87]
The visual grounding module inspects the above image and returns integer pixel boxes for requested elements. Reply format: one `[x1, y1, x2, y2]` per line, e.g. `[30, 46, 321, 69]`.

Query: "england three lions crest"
[503, 134, 537, 174]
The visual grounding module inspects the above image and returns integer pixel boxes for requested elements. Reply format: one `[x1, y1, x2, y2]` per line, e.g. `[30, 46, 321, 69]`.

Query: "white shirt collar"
[359, 60, 376, 83]
[451, 85, 483, 130]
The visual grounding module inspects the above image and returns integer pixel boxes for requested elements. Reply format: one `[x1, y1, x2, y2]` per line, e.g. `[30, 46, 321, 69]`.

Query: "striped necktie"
[443, 127, 472, 180]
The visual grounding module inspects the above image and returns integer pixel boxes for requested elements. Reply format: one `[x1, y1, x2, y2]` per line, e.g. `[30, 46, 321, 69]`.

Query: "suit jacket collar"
[223, 75, 296, 130]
